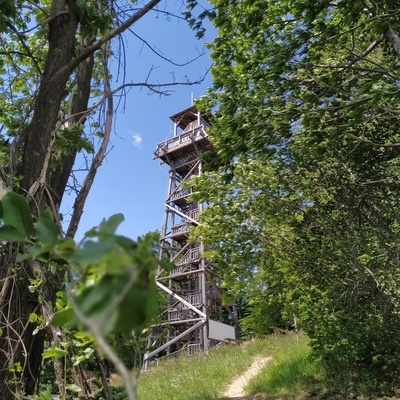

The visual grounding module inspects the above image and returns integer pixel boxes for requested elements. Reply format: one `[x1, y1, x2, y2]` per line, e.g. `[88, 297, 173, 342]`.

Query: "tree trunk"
[19, 0, 79, 207]
[0, 1, 80, 398]
[49, 43, 95, 210]
[0, 245, 47, 397]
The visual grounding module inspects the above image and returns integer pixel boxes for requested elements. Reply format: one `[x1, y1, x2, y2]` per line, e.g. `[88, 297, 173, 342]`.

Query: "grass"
[245, 334, 325, 399]
[136, 332, 325, 400]
[137, 337, 269, 400]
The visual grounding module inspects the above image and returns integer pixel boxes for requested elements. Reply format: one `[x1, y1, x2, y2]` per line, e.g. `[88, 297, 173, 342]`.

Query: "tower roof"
[169, 105, 211, 131]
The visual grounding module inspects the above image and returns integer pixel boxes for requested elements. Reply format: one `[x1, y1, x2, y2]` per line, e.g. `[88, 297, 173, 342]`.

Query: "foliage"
[0, 191, 167, 399]
[91, 386, 127, 400]
[191, 0, 400, 395]
[111, 333, 144, 370]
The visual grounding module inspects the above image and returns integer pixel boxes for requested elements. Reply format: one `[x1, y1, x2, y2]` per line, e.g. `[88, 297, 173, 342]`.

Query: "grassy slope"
[137, 333, 323, 400]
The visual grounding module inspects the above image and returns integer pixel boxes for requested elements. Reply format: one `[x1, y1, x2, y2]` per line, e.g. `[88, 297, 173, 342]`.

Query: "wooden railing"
[171, 222, 188, 236]
[154, 126, 207, 157]
[170, 293, 203, 309]
[188, 343, 201, 354]
[169, 265, 192, 276]
[169, 309, 187, 321]
[175, 247, 200, 266]
[183, 120, 200, 132]
[170, 153, 197, 169]
[168, 308, 197, 321]
[187, 293, 203, 306]
[170, 187, 191, 202]
[186, 208, 199, 221]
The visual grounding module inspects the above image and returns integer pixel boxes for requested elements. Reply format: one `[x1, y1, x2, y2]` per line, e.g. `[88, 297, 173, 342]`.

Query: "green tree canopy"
[192, 0, 400, 394]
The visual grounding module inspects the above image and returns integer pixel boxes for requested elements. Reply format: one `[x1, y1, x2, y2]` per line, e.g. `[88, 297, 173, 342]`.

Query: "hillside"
[136, 333, 322, 400]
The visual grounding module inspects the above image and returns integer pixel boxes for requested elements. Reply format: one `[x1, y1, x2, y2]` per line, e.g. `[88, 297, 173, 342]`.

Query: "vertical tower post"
[143, 106, 237, 368]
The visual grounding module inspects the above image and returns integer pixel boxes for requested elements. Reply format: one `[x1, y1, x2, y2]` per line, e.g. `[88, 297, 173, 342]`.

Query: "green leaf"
[39, 393, 53, 400]
[33, 327, 41, 335]
[42, 347, 68, 359]
[29, 313, 38, 323]
[71, 238, 114, 265]
[73, 278, 118, 333]
[0, 225, 25, 241]
[54, 238, 76, 259]
[1, 192, 33, 238]
[51, 308, 75, 327]
[17, 244, 43, 261]
[98, 213, 125, 235]
[35, 208, 60, 246]
[115, 279, 157, 333]
[66, 383, 82, 393]
[0, 0, 16, 32]
[74, 264, 157, 334]
[8, 362, 22, 373]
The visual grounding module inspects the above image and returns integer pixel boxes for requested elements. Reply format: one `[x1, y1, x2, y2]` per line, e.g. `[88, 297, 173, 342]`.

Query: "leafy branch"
[0, 191, 168, 399]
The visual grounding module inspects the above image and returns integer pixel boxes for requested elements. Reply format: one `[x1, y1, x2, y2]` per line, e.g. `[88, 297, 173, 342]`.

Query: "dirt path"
[221, 356, 272, 399]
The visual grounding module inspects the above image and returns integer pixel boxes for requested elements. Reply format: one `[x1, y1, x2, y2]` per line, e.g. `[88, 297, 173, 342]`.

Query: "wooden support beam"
[143, 320, 205, 363]
[156, 281, 207, 318]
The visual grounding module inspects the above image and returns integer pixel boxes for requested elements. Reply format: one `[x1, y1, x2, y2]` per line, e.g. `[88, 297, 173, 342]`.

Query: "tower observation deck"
[143, 105, 239, 367]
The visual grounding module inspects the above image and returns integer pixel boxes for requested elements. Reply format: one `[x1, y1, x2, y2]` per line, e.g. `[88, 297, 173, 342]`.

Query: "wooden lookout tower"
[143, 105, 238, 368]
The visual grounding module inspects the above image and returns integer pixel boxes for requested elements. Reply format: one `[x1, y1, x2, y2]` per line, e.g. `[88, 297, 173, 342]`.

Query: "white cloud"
[131, 132, 143, 148]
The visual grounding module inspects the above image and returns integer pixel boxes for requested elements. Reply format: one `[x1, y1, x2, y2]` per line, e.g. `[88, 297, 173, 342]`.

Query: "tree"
[0, 191, 168, 400]
[0, 1, 207, 398]
[192, 0, 400, 394]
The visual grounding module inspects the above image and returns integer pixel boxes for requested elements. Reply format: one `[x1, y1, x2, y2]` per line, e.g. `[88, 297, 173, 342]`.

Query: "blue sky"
[61, 1, 215, 241]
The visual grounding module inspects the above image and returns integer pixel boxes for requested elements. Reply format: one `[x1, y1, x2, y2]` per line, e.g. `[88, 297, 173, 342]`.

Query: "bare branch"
[346, 34, 385, 67]
[128, 28, 205, 67]
[63, 68, 210, 126]
[344, 132, 400, 148]
[110, 71, 210, 96]
[65, 0, 163, 75]
[313, 63, 398, 80]
[66, 43, 114, 238]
